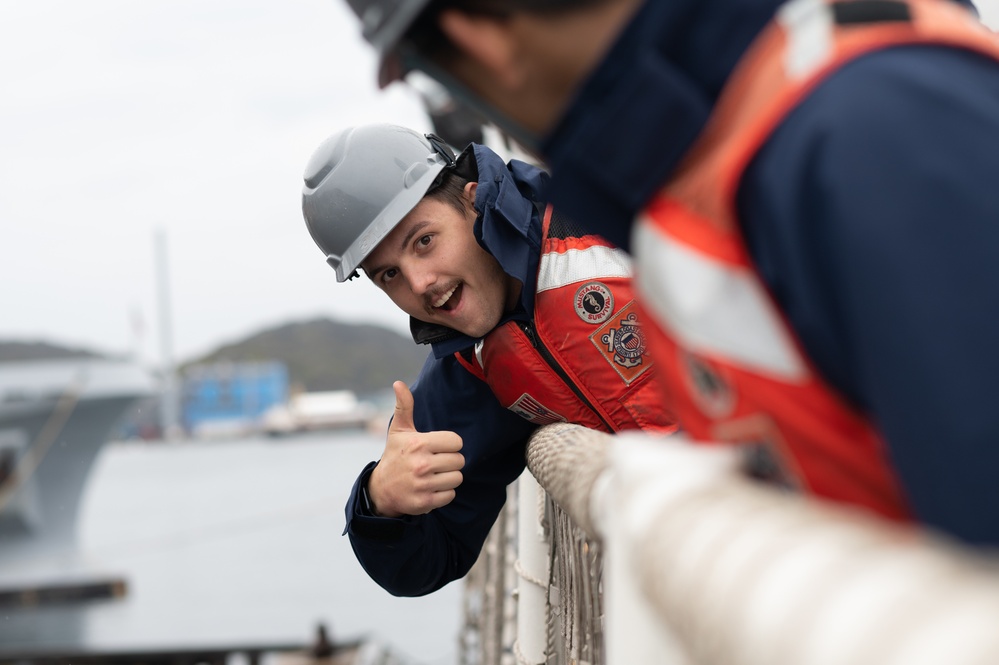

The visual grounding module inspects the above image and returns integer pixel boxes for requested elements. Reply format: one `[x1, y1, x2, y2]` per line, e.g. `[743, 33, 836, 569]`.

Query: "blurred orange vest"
[635, 0, 999, 518]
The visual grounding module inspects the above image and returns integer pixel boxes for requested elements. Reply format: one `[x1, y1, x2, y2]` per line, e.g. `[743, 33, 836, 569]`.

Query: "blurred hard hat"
[344, 0, 432, 91]
[301, 123, 455, 282]
[342, 0, 539, 151]
[344, 0, 430, 56]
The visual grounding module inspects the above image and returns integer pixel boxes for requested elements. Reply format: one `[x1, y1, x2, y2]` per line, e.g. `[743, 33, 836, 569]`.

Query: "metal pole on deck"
[516, 472, 549, 664]
[155, 228, 180, 439]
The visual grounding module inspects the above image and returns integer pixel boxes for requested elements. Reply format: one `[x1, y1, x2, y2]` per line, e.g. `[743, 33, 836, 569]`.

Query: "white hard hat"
[301, 123, 455, 282]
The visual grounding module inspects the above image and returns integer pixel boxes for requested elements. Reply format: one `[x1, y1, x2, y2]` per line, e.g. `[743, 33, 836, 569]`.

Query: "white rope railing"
[514, 472, 548, 665]
[544, 494, 603, 665]
[460, 483, 519, 665]
[525, 423, 607, 541]
[459, 467, 603, 665]
[525, 424, 999, 665]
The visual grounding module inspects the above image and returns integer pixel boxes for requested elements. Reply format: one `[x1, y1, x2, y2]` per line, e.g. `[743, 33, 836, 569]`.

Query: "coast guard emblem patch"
[573, 282, 614, 324]
[590, 300, 650, 384]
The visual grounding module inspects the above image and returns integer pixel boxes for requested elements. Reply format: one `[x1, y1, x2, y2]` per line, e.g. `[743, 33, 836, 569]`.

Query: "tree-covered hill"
[1, 317, 428, 396]
[184, 317, 427, 395]
[0, 340, 103, 362]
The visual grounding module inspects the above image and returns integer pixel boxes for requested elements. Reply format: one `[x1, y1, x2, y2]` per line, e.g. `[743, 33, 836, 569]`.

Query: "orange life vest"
[634, 0, 999, 519]
[456, 207, 676, 433]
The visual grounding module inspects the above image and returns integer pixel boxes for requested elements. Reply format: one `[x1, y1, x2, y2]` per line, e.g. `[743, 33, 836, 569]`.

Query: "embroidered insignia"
[509, 393, 569, 425]
[680, 350, 736, 419]
[573, 282, 614, 324]
[590, 300, 651, 384]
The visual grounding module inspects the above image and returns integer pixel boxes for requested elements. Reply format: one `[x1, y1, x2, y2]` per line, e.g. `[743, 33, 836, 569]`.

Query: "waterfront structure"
[180, 361, 288, 437]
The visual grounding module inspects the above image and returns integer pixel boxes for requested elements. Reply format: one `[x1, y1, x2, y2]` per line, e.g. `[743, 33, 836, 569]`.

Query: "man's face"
[360, 189, 519, 339]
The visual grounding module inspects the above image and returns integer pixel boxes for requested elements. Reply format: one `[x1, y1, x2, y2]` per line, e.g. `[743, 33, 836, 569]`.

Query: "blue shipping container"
[181, 361, 289, 433]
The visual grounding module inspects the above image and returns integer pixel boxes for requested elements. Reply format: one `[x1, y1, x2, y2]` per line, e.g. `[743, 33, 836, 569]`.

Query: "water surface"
[2, 431, 462, 664]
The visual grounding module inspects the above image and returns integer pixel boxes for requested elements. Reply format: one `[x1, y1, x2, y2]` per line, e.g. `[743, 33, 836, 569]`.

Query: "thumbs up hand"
[366, 381, 465, 518]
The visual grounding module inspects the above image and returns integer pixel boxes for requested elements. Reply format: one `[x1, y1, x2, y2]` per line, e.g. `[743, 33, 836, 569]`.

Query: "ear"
[463, 181, 478, 201]
[462, 181, 478, 207]
[438, 10, 523, 90]
[462, 181, 479, 222]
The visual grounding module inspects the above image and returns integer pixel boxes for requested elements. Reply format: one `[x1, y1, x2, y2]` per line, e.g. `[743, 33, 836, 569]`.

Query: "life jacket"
[455, 206, 677, 433]
[633, 0, 999, 519]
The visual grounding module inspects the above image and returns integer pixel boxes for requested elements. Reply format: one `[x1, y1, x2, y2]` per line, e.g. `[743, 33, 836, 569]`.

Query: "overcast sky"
[2, 1, 998, 368]
[0, 0, 429, 366]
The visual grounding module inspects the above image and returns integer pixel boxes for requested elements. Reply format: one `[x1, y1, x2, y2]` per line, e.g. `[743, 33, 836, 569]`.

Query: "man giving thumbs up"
[368, 381, 465, 518]
[302, 124, 675, 596]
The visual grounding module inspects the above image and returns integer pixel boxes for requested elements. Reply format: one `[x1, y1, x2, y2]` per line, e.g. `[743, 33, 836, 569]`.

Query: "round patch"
[680, 350, 736, 419]
[574, 282, 614, 324]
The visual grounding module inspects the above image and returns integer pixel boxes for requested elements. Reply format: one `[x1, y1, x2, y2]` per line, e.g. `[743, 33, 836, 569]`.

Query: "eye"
[416, 234, 433, 250]
[380, 267, 398, 284]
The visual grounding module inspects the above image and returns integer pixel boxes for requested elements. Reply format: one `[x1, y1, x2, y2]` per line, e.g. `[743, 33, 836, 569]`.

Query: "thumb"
[389, 380, 416, 432]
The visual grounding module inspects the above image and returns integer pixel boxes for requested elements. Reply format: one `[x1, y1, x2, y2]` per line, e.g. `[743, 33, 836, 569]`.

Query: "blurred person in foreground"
[301, 123, 676, 596]
[339, 0, 999, 546]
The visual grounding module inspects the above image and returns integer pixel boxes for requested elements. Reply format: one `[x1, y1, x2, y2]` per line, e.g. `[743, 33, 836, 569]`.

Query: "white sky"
[2, 0, 998, 367]
[0, 0, 428, 365]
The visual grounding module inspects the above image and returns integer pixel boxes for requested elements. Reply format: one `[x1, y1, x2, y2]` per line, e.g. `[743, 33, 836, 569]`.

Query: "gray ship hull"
[0, 359, 154, 581]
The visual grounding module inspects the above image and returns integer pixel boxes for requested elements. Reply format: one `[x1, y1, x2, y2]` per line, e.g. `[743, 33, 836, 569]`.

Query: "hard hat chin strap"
[426, 133, 457, 167]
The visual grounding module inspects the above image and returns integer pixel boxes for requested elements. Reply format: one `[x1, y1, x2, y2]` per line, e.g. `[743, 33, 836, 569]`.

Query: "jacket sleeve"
[739, 46, 999, 545]
[343, 352, 537, 596]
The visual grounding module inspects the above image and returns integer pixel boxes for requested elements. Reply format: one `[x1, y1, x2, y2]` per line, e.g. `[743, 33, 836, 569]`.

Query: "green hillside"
[184, 317, 428, 395]
[0, 340, 103, 362]
[1, 317, 428, 396]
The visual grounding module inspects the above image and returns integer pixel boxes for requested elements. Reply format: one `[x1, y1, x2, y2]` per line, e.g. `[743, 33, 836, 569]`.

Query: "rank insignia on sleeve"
[590, 300, 651, 384]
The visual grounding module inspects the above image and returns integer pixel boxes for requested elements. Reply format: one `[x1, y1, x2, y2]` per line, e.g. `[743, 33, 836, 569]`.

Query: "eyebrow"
[364, 220, 433, 279]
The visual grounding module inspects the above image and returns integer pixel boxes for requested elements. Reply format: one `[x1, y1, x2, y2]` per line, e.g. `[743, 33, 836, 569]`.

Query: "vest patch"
[680, 350, 737, 419]
[509, 393, 569, 425]
[590, 300, 650, 384]
[742, 441, 800, 492]
[712, 413, 801, 492]
[573, 281, 615, 324]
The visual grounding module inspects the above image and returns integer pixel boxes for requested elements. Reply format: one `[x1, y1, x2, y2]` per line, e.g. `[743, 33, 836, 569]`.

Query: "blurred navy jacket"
[542, 0, 999, 544]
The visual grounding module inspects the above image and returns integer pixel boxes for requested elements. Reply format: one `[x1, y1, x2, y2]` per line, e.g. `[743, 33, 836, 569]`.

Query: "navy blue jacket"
[344, 145, 545, 596]
[542, 0, 999, 544]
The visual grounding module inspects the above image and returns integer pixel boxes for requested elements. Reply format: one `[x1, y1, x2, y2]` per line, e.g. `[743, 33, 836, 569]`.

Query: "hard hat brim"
[332, 160, 446, 282]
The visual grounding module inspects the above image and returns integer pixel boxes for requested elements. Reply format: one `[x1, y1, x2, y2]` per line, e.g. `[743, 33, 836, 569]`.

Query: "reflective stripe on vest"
[537, 243, 632, 293]
[633, 210, 807, 381]
[458, 206, 677, 434]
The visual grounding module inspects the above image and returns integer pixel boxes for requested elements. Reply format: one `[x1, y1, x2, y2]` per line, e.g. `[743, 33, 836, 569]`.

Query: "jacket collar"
[541, 0, 778, 251]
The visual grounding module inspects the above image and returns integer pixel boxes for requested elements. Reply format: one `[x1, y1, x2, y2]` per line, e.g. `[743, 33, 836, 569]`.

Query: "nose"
[404, 262, 437, 296]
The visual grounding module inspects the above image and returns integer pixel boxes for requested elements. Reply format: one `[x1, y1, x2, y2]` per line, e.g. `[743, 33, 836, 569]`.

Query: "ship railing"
[459, 423, 999, 665]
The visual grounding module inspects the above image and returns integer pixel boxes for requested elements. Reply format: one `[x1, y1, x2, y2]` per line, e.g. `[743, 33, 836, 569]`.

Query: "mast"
[155, 228, 180, 439]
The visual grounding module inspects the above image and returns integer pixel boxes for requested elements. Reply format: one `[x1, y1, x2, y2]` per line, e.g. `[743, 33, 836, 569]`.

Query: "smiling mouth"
[431, 282, 462, 312]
